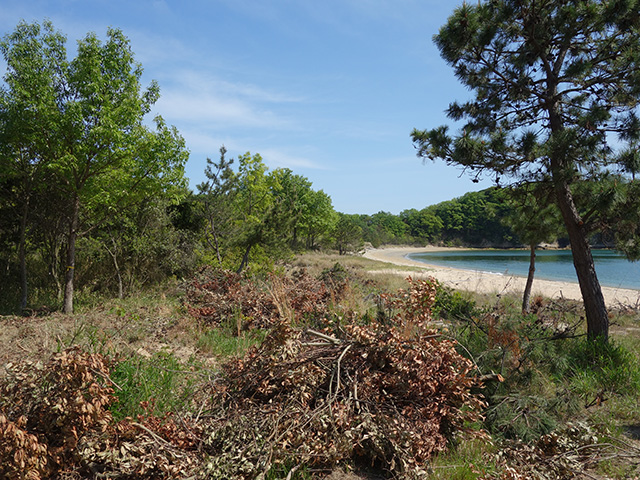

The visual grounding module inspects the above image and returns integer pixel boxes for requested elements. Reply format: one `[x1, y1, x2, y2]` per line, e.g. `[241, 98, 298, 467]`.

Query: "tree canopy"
[196, 149, 338, 272]
[412, 0, 640, 340]
[0, 21, 188, 313]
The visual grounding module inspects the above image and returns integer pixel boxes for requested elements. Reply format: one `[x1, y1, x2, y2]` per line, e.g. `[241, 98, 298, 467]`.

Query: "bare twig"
[131, 421, 183, 453]
[306, 329, 341, 344]
[335, 344, 352, 394]
[90, 367, 123, 391]
[285, 464, 301, 480]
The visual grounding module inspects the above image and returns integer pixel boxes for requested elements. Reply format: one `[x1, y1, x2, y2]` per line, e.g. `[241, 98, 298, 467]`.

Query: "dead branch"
[306, 328, 341, 344]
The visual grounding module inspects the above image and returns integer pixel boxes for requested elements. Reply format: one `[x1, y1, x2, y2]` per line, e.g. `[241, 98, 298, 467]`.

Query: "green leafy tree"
[412, 1, 640, 340]
[0, 21, 188, 313]
[0, 21, 65, 310]
[78, 192, 197, 298]
[268, 168, 313, 250]
[400, 208, 444, 244]
[333, 214, 364, 255]
[268, 169, 337, 250]
[505, 184, 563, 312]
[231, 152, 276, 273]
[432, 201, 465, 244]
[300, 189, 337, 249]
[198, 150, 337, 271]
[371, 211, 409, 244]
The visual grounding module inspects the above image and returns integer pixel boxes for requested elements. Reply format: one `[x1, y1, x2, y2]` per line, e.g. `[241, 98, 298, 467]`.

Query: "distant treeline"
[338, 177, 640, 252]
[339, 187, 518, 249]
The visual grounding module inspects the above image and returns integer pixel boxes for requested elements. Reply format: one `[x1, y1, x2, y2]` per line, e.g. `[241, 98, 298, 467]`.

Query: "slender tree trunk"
[18, 194, 30, 311]
[46, 233, 64, 302]
[63, 195, 80, 314]
[106, 236, 123, 299]
[522, 243, 536, 314]
[236, 244, 252, 274]
[209, 215, 223, 266]
[555, 181, 608, 340]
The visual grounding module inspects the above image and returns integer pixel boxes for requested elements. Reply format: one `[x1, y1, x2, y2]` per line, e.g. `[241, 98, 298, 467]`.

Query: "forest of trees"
[1, 11, 639, 322]
[0, 21, 343, 313]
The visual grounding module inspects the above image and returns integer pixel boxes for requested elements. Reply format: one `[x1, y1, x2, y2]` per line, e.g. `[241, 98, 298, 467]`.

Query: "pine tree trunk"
[547, 101, 609, 340]
[522, 243, 536, 314]
[211, 219, 223, 266]
[63, 196, 80, 314]
[555, 181, 608, 340]
[236, 244, 251, 274]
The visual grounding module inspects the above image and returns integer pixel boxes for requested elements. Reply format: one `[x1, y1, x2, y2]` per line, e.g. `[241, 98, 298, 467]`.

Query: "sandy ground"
[363, 246, 640, 308]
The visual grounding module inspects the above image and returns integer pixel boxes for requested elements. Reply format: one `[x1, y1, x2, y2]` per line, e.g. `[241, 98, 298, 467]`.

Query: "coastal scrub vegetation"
[1, 262, 639, 479]
[1, 5, 640, 480]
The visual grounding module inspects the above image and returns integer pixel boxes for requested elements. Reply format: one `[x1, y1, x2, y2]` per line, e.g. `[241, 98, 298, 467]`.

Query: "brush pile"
[201, 277, 487, 478]
[184, 265, 349, 330]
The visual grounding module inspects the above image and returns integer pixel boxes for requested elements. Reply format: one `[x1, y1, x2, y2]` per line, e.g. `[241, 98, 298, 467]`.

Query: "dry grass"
[0, 285, 210, 378]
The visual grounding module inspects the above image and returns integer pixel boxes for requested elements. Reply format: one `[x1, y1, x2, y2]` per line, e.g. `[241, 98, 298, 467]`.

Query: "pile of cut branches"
[185, 267, 278, 330]
[480, 421, 640, 479]
[202, 277, 487, 479]
[185, 266, 351, 330]
[0, 347, 203, 479]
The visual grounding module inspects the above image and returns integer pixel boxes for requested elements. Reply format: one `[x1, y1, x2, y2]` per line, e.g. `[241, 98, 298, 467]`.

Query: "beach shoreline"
[362, 246, 640, 308]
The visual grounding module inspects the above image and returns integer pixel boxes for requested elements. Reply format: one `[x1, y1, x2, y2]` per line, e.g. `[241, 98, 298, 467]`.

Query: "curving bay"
[408, 249, 640, 291]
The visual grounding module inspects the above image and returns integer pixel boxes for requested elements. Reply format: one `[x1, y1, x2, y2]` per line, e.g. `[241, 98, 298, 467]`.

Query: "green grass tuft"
[109, 351, 201, 420]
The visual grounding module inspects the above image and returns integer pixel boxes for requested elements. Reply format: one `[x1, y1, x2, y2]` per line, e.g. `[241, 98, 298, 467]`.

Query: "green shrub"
[110, 351, 200, 420]
[433, 282, 479, 321]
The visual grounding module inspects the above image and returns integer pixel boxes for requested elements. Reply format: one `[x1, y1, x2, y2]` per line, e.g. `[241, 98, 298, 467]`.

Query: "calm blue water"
[407, 249, 640, 290]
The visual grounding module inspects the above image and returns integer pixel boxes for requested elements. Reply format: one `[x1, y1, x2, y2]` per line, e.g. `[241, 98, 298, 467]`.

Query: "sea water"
[407, 249, 640, 290]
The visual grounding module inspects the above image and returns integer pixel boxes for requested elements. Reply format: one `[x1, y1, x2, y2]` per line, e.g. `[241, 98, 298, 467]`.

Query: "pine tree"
[412, 0, 640, 340]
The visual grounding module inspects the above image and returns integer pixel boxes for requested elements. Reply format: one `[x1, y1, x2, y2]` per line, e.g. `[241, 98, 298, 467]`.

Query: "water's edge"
[407, 249, 640, 291]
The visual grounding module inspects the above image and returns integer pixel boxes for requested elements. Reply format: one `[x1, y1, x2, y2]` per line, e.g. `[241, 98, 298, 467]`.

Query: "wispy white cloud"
[164, 69, 303, 104]
[259, 148, 328, 170]
[153, 88, 288, 129]
[176, 129, 230, 159]
[148, 66, 306, 130]
[173, 128, 327, 174]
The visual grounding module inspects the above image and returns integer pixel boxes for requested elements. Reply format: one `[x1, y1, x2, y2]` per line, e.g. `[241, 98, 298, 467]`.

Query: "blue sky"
[0, 0, 493, 214]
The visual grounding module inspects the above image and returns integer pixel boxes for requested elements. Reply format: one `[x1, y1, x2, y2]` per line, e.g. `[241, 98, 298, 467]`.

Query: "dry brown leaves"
[185, 267, 278, 330]
[203, 276, 487, 479]
[0, 347, 204, 479]
[480, 421, 640, 479]
[185, 266, 347, 331]
[0, 347, 115, 478]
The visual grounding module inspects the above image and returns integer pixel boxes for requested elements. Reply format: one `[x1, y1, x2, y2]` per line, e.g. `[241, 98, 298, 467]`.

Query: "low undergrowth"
[1, 258, 640, 479]
[433, 288, 640, 479]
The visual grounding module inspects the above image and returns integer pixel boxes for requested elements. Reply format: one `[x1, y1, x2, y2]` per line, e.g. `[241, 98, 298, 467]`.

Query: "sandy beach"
[362, 246, 640, 308]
